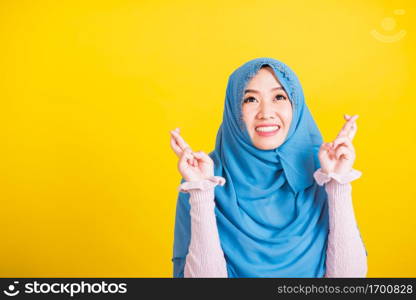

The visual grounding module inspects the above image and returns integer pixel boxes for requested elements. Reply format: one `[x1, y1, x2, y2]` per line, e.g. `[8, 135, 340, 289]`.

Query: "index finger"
[170, 133, 183, 157]
[170, 130, 193, 152]
[336, 114, 359, 139]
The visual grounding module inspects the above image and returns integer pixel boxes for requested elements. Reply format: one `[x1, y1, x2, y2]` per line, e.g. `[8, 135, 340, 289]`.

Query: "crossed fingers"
[337, 114, 358, 140]
[169, 128, 198, 166]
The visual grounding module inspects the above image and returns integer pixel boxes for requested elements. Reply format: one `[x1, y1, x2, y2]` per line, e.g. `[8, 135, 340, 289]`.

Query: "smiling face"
[241, 66, 293, 150]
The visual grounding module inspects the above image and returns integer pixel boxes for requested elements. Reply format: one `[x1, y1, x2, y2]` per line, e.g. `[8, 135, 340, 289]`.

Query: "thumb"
[193, 151, 212, 164]
[179, 148, 193, 168]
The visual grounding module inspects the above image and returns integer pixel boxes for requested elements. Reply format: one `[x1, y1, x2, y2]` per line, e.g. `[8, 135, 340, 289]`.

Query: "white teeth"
[255, 126, 280, 132]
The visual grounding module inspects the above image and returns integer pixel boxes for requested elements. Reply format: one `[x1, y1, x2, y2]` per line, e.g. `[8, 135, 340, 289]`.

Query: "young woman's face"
[242, 66, 293, 150]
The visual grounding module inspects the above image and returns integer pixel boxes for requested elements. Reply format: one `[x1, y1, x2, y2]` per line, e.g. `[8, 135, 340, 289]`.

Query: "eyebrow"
[244, 87, 284, 94]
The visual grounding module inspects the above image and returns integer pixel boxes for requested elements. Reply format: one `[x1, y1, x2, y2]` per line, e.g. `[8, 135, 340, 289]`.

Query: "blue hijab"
[172, 57, 329, 278]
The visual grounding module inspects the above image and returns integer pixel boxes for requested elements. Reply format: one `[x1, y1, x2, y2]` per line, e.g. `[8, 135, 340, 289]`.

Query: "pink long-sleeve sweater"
[177, 167, 368, 278]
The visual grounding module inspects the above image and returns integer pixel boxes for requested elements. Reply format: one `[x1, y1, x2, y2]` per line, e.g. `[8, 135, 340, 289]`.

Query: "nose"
[258, 101, 277, 119]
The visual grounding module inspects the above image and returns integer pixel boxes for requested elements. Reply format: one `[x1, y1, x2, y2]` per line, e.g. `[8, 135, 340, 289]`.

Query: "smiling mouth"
[255, 125, 280, 137]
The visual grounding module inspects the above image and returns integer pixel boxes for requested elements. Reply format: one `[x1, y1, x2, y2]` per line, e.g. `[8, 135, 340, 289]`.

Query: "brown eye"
[275, 95, 287, 100]
[243, 97, 256, 103]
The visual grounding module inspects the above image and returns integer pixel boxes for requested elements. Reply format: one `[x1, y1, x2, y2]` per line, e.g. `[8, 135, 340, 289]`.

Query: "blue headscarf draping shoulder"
[172, 57, 329, 278]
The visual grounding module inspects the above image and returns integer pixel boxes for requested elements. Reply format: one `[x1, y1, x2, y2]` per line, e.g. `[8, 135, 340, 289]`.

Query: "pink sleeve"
[178, 176, 228, 278]
[313, 168, 368, 278]
[178, 169, 368, 278]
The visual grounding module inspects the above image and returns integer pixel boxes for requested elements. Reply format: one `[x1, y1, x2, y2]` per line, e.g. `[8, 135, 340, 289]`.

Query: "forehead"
[245, 66, 282, 88]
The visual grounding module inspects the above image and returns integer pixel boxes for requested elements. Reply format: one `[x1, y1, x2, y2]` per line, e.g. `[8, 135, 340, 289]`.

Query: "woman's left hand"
[318, 114, 359, 176]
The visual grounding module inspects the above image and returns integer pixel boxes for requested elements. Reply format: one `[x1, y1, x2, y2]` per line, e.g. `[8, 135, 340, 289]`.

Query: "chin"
[248, 130, 285, 150]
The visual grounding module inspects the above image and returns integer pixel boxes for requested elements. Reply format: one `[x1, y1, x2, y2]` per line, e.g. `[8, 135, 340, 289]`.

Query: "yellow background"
[0, 0, 414, 277]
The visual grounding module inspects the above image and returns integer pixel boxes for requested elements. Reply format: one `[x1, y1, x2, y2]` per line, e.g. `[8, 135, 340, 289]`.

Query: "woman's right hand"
[169, 128, 214, 182]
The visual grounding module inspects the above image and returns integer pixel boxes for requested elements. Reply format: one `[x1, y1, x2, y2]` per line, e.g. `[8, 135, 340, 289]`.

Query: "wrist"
[314, 168, 362, 186]
[187, 176, 213, 182]
[178, 176, 226, 193]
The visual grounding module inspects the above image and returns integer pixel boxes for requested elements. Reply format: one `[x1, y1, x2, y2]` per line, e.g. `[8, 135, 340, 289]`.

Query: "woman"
[169, 57, 367, 278]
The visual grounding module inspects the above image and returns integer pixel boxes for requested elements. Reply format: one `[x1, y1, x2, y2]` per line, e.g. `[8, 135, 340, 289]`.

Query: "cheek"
[241, 107, 254, 124]
[282, 105, 293, 124]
